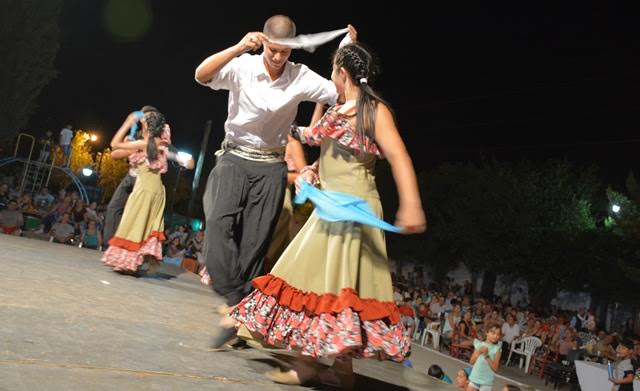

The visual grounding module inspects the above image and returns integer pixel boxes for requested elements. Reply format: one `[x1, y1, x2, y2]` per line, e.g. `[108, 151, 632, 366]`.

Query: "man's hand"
[238, 32, 269, 53]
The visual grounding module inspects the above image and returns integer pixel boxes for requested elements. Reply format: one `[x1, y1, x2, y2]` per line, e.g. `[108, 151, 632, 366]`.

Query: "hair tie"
[359, 77, 368, 84]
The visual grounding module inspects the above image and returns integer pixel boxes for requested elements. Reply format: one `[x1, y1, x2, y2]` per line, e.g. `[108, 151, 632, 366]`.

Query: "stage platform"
[0, 235, 455, 390]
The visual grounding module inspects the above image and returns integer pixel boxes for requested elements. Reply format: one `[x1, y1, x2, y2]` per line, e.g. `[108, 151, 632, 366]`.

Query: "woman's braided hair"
[144, 111, 166, 162]
[333, 42, 392, 147]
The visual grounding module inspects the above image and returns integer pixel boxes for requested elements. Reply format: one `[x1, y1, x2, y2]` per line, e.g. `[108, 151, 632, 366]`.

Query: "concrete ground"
[0, 234, 557, 390]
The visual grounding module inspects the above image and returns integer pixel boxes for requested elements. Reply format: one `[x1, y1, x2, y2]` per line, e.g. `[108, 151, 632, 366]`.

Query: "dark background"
[27, 0, 640, 187]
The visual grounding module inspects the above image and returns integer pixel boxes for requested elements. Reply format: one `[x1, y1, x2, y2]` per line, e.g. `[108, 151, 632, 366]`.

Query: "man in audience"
[49, 213, 75, 244]
[501, 313, 521, 363]
[594, 332, 618, 361]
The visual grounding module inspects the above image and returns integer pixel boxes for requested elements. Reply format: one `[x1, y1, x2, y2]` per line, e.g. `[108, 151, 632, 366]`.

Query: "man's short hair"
[620, 339, 635, 350]
[263, 15, 296, 39]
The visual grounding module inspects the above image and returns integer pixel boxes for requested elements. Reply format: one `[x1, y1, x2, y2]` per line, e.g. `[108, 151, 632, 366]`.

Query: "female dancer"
[230, 42, 426, 388]
[101, 110, 170, 274]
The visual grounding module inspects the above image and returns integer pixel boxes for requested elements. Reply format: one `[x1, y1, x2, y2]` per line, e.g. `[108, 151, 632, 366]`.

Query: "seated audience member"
[455, 367, 471, 389]
[594, 333, 618, 361]
[49, 213, 75, 244]
[428, 364, 452, 384]
[399, 297, 417, 337]
[80, 219, 102, 250]
[501, 313, 521, 361]
[0, 199, 24, 235]
[162, 237, 184, 266]
[185, 230, 204, 261]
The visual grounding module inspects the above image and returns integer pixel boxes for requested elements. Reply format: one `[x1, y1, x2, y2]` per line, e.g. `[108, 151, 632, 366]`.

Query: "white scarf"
[270, 27, 351, 52]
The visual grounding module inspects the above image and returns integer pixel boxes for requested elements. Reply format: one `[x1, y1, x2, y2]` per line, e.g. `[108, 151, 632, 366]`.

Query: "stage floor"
[0, 234, 453, 390]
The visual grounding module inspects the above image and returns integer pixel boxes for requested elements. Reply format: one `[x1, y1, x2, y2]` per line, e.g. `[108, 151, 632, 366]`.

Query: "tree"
[98, 149, 129, 200]
[0, 1, 62, 139]
[606, 172, 640, 285]
[423, 158, 603, 306]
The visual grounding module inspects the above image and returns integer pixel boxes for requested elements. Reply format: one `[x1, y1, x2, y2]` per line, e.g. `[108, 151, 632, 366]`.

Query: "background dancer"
[194, 15, 356, 348]
[230, 42, 426, 389]
[102, 110, 182, 274]
[104, 106, 194, 247]
[103, 105, 156, 246]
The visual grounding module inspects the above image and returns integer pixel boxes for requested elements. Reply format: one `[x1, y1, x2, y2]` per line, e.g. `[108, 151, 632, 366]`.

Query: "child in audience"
[428, 364, 453, 384]
[468, 321, 502, 391]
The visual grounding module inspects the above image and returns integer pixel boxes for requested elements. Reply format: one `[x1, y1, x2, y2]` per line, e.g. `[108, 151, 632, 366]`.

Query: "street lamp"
[612, 204, 621, 213]
[167, 151, 192, 226]
[89, 134, 98, 142]
[82, 167, 94, 177]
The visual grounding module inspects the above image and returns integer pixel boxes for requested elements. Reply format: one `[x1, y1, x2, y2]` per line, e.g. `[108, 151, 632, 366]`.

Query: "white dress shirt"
[199, 53, 337, 149]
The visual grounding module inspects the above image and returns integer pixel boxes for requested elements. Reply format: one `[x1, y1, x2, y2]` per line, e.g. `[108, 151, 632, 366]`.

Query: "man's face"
[262, 42, 291, 74]
[7, 201, 17, 210]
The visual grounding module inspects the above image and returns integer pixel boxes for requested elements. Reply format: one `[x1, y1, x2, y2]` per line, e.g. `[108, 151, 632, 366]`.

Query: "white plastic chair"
[412, 316, 421, 340]
[506, 336, 542, 372]
[421, 321, 441, 349]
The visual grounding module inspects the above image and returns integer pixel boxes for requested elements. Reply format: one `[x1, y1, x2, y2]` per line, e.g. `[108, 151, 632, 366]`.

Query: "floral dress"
[101, 151, 167, 271]
[230, 105, 411, 361]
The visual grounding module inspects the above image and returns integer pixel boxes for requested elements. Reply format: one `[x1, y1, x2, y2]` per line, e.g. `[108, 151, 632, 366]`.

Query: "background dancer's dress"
[231, 106, 411, 361]
[102, 156, 167, 271]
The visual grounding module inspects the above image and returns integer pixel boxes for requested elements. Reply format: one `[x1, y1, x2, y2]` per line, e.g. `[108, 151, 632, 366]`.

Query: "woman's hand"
[294, 170, 315, 193]
[347, 24, 358, 42]
[395, 205, 427, 234]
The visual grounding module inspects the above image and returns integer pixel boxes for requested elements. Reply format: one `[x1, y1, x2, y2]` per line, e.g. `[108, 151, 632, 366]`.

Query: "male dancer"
[195, 15, 355, 348]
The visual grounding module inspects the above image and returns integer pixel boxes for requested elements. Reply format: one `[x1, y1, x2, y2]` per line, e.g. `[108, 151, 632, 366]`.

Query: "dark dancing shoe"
[229, 338, 250, 350]
[208, 326, 238, 350]
[114, 269, 138, 276]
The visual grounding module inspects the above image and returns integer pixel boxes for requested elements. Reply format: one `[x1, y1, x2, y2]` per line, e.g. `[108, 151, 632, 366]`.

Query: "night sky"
[28, 0, 640, 187]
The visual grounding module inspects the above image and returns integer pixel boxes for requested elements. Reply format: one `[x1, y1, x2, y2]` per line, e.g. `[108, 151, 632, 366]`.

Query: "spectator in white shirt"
[501, 313, 521, 361]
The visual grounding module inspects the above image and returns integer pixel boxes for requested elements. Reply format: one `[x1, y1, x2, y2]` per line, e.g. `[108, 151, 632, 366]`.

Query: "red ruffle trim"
[231, 288, 411, 361]
[108, 230, 166, 252]
[102, 236, 162, 272]
[252, 274, 401, 324]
